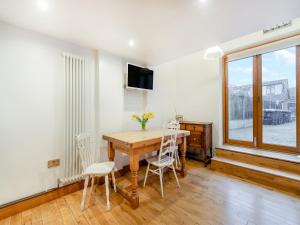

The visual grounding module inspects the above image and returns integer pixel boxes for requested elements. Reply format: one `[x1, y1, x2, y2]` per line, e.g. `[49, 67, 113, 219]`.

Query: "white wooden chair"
[168, 120, 181, 169]
[143, 121, 180, 197]
[76, 134, 116, 210]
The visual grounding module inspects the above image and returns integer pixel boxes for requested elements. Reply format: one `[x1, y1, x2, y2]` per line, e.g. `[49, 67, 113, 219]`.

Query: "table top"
[179, 121, 213, 125]
[103, 129, 190, 146]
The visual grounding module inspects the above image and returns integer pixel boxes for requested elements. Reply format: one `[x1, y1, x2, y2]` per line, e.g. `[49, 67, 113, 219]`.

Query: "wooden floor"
[1, 160, 300, 225]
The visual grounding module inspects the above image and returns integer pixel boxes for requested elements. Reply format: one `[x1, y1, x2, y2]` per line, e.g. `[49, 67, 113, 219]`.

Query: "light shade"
[128, 40, 135, 47]
[204, 46, 224, 60]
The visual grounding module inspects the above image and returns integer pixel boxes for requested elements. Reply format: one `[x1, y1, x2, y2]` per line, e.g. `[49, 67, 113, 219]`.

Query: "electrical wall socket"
[48, 159, 60, 168]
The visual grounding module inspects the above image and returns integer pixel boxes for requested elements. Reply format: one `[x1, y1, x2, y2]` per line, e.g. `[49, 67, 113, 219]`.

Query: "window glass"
[261, 47, 296, 147]
[228, 57, 253, 142]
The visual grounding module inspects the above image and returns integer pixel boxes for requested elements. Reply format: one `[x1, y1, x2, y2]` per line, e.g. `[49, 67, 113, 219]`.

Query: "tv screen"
[127, 64, 153, 90]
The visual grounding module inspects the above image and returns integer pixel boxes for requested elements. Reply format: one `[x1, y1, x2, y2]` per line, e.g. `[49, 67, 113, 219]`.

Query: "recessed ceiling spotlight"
[37, 0, 49, 11]
[128, 40, 135, 47]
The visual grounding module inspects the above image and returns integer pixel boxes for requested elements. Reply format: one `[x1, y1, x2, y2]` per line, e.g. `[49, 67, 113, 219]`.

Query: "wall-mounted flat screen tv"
[126, 63, 153, 90]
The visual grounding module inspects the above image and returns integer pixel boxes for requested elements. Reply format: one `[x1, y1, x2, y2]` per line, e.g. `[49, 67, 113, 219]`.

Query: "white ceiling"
[0, 0, 299, 65]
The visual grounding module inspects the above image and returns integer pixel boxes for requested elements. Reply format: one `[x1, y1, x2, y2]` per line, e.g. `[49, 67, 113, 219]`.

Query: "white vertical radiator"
[60, 53, 86, 186]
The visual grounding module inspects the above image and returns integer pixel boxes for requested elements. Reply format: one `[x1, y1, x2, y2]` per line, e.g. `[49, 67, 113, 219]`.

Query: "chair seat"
[146, 155, 174, 167]
[83, 161, 115, 176]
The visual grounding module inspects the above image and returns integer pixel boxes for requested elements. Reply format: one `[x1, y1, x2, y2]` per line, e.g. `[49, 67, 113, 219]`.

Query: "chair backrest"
[167, 120, 180, 131]
[158, 120, 179, 162]
[76, 133, 94, 171]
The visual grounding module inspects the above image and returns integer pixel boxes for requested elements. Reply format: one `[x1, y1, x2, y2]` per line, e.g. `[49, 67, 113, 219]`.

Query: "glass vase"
[141, 121, 146, 131]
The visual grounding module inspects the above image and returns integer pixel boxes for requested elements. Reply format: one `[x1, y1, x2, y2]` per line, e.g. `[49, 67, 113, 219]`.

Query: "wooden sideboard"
[180, 121, 212, 166]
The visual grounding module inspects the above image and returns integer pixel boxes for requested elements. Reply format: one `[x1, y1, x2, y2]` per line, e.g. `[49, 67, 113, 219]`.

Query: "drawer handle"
[193, 138, 196, 141]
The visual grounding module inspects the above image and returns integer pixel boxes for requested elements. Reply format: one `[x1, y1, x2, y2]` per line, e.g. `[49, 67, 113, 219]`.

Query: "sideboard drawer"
[194, 125, 203, 132]
[180, 124, 186, 130]
[186, 124, 203, 132]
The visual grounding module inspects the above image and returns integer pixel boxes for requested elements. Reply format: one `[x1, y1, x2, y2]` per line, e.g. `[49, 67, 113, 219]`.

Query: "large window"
[224, 44, 299, 153]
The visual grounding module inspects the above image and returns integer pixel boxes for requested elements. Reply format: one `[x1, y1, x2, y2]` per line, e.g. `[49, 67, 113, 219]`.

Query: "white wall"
[152, 52, 220, 148]
[0, 23, 96, 205]
[221, 17, 300, 54]
[97, 51, 127, 168]
[175, 53, 220, 148]
[147, 63, 178, 127]
[97, 51, 176, 169]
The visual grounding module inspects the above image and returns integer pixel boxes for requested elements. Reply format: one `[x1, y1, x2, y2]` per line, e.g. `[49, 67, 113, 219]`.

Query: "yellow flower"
[142, 113, 147, 120]
[148, 112, 155, 119]
[142, 112, 155, 120]
[132, 114, 140, 121]
[133, 112, 154, 122]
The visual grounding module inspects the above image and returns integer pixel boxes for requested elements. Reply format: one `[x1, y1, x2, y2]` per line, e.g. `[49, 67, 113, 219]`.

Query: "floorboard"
[1, 160, 300, 225]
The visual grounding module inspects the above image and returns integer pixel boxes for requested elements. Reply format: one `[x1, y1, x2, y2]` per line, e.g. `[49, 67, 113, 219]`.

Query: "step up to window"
[211, 156, 300, 196]
[215, 145, 300, 175]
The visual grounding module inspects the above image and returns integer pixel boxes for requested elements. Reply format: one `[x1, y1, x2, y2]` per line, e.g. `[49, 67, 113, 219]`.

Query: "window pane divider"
[296, 45, 300, 153]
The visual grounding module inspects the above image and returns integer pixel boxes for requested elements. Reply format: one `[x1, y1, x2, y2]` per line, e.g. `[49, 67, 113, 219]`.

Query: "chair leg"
[143, 162, 150, 187]
[81, 176, 89, 210]
[178, 153, 181, 167]
[111, 170, 117, 192]
[175, 150, 181, 169]
[88, 176, 95, 205]
[159, 168, 164, 198]
[175, 151, 178, 169]
[172, 164, 180, 188]
[105, 175, 110, 209]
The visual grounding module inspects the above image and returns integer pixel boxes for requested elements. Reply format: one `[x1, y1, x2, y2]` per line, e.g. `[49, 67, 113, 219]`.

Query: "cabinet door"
[189, 133, 202, 148]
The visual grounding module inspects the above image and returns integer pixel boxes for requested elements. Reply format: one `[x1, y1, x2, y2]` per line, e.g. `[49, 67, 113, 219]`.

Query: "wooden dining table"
[103, 129, 190, 209]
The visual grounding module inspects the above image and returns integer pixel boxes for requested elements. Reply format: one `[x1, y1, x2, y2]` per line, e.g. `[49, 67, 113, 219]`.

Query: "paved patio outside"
[229, 121, 296, 147]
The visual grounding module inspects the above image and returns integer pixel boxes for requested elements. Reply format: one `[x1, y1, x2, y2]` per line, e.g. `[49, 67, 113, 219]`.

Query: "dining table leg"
[129, 150, 140, 209]
[179, 136, 187, 177]
[107, 141, 115, 161]
[107, 141, 115, 186]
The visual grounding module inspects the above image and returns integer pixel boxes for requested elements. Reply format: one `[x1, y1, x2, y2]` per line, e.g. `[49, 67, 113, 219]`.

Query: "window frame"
[223, 56, 258, 147]
[223, 44, 300, 154]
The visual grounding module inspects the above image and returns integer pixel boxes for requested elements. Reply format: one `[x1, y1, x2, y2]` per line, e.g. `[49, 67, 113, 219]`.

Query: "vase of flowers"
[132, 112, 155, 131]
